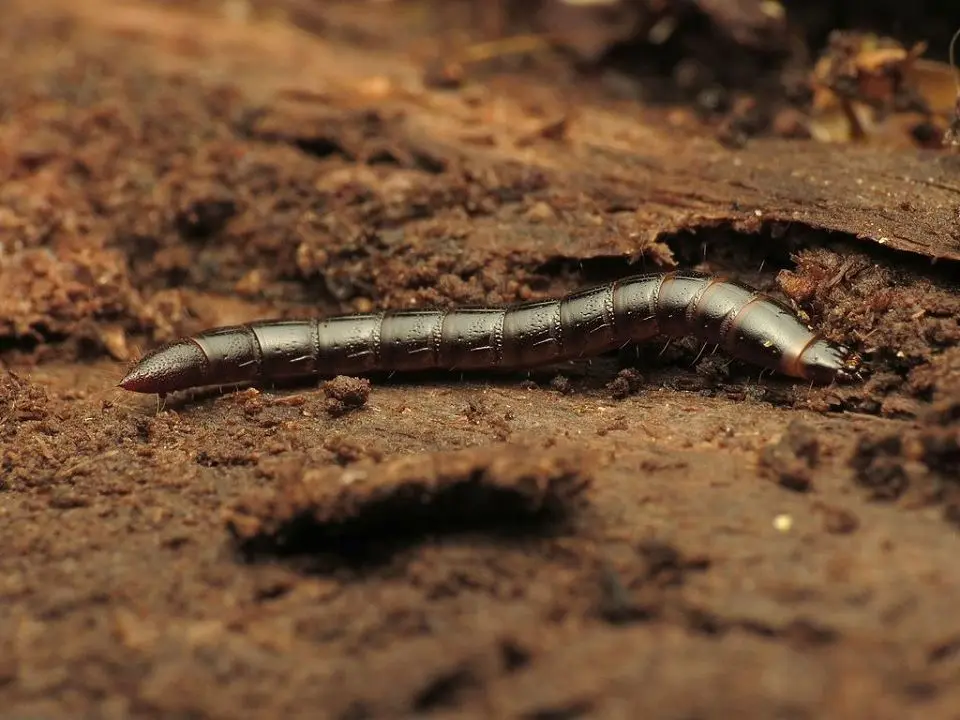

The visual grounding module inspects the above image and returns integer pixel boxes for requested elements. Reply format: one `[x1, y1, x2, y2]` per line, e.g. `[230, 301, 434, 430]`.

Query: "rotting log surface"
[2, 1, 960, 718]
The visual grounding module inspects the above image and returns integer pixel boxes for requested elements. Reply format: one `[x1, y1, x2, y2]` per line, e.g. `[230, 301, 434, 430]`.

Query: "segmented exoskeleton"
[119, 271, 862, 396]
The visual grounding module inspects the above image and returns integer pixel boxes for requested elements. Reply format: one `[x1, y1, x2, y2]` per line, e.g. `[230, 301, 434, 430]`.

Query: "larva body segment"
[119, 271, 862, 395]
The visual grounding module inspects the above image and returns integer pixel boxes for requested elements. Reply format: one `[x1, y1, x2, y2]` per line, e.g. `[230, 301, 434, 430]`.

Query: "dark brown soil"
[3, 1, 960, 718]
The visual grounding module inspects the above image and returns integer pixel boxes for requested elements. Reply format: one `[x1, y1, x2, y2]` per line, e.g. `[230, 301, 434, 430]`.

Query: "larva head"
[118, 340, 210, 395]
[797, 339, 862, 384]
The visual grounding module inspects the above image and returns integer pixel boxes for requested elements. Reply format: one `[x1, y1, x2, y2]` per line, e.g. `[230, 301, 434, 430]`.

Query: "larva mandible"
[119, 271, 862, 396]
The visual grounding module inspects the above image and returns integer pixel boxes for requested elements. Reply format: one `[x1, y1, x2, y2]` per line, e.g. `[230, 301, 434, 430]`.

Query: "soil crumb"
[226, 444, 594, 561]
[606, 367, 645, 400]
[849, 398, 960, 524]
[758, 420, 821, 493]
[321, 375, 372, 417]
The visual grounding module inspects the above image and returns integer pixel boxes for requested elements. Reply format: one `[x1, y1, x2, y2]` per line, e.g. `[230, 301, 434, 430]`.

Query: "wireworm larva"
[119, 271, 862, 396]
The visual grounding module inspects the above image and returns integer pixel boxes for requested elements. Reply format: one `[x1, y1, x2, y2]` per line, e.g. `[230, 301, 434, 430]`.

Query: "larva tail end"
[796, 339, 863, 385]
[119, 340, 208, 394]
[834, 350, 864, 384]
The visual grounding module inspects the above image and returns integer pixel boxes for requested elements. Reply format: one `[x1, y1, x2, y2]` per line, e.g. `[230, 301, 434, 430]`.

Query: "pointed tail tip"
[117, 368, 146, 393]
[116, 340, 207, 395]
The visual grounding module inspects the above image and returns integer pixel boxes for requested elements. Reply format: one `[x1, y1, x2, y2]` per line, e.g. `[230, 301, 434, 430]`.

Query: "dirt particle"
[595, 562, 651, 626]
[0, 372, 50, 424]
[880, 395, 922, 418]
[47, 488, 91, 509]
[781, 618, 839, 647]
[814, 502, 860, 535]
[195, 449, 257, 468]
[683, 607, 725, 636]
[524, 201, 556, 223]
[605, 368, 644, 400]
[422, 57, 465, 89]
[847, 410, 960, 523]
[175, 194, 237, 240]
[850, 435, 910, 500]
[771, 107, 812, 139]
[411, 664, 477, 712]
[693, 352, 733, 382]
[160, 532, 191, 550]
[928, 636, 960, 664]
[637, 540, 709, 586]
[901, 680, 938, 702]
[324, 435, 382, 466]
[229, 388, 265, 418]
[919, 430, 960, 478]
[849, 434, 912, 501]
[758, 420, 820, 493]
[716, 96, 769, 148]
[549, 375, 572, 394]
[910, 120, 943, 148]
[778, 268, 819, 304]
[595, 414, 628, 437]
[464, 400, 486, 425]
[943, 502, 960, 529]
[499, 638, 532, 673]
[321, 375, 371, 418]
[595, 541, 709, 626]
